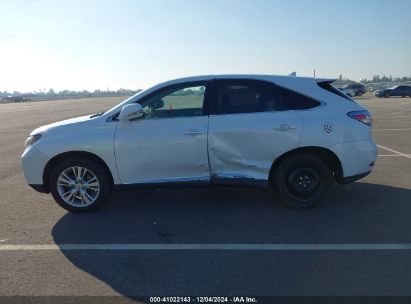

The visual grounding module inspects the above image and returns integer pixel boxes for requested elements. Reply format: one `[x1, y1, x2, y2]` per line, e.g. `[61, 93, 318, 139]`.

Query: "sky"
[0, 0, 410, 92]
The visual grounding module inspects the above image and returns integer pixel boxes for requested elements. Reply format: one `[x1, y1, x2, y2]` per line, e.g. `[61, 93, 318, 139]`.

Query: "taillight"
[347, 110, 372, 126]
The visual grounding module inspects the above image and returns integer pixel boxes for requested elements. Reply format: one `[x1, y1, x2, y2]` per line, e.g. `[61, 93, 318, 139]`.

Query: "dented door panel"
[208, 111, 303, 182]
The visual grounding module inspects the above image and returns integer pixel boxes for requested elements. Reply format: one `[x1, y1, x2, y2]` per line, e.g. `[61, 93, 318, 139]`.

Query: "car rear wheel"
[272, 153, 333, 209]
[49, 157, 112, 212]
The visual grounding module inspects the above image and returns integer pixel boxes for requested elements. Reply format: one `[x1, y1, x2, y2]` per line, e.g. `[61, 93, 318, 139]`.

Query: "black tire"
[272, 153, 333, 209]
[49, 157, 112, 212]
[384, 92, 390, 98]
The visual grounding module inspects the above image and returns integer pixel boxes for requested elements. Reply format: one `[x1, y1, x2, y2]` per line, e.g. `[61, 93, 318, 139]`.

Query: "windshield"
[103, 90, 145, 116]
[90, 112, 104, 118]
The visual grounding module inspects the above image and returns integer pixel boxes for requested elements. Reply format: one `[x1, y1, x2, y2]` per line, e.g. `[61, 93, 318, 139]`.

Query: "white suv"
[21, 75, 377, 212]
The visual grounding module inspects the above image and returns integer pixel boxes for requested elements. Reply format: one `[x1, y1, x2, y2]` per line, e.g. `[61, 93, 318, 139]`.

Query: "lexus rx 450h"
[21, 75, 377, 212]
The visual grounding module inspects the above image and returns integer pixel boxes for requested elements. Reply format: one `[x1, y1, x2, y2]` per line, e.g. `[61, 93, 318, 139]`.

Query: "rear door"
[208, 79, 305, 184]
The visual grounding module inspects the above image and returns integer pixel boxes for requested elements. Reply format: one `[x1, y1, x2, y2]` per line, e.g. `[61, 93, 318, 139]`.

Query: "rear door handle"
[184, 129, 206, 135]
[273, 124, 297, 131]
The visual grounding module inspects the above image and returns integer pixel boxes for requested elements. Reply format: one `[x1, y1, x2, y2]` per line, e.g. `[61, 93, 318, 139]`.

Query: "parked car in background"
[337, 87, 356, 97]
[21, 75, 377, 212]
[344, 84, 366, 96]
[374, 85, 411, 98]
[2, 96, 31, 102]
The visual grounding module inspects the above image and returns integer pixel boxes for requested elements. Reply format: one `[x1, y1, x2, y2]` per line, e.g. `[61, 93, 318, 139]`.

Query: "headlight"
[24, 134, 42, 148]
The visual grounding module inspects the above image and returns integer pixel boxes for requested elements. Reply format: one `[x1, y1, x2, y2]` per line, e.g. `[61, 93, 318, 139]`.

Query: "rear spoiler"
[316, 79, 355, 102]
[315, 78, 336, 83]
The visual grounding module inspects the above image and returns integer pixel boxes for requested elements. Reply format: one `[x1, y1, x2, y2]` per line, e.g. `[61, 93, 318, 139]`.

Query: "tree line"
[0, 88, 143, 99]
[334, 74, 411, 86]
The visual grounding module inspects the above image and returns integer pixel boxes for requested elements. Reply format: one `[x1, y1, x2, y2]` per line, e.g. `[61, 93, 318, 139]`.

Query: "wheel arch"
[42, 151, 114, 193]
[268, 146, 343, 186]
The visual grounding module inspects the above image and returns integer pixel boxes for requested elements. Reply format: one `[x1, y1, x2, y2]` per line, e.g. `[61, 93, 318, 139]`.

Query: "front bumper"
[29, 184, 49, 193]
[21, 145, 49, 186]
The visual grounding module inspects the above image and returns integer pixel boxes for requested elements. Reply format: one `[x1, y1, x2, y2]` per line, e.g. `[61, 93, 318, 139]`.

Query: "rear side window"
[211, 79, 320, 115]
[212, 80, 278, 114]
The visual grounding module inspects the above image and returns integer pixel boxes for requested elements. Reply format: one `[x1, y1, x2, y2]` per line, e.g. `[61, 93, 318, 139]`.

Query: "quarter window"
[281, 87, 321, 110]
[140, 84, 205, 118]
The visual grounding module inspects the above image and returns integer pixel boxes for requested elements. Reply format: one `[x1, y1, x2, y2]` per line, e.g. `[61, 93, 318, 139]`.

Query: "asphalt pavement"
[0, 95, 411, 302]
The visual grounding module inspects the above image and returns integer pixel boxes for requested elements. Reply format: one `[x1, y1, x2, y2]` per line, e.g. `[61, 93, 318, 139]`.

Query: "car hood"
[30, 115, 93, 135]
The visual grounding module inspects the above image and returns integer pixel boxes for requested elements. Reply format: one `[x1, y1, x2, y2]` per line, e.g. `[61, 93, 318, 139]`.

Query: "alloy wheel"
[57, 166, 100, 207]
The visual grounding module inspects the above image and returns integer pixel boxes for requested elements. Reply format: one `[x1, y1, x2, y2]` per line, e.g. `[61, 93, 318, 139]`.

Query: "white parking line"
[374, 128, 411, 131]
[374, 116, 410, 119]
[378, 154, 404, 157]
[378, 145, 411, 159]
[2, 243, 411, 251]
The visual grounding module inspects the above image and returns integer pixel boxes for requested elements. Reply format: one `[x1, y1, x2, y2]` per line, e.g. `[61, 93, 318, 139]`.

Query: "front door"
[115, 82, 210, 184]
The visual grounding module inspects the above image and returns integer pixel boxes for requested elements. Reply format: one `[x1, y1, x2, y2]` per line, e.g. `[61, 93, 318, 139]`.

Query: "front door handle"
[273, 124, 297, 131]
[184, 129, 206, 135]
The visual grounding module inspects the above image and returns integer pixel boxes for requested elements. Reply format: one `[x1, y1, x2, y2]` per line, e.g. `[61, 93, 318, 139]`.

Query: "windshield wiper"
[90, 112, 104, 118]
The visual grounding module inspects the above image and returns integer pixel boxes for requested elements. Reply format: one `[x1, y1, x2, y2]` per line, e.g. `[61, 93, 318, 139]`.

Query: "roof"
[103, 74, 336, 117]
[156, 74, 336, 87]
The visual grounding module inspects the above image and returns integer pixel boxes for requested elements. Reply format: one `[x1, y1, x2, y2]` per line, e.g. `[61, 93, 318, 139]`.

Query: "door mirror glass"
[151, 99, 164, 109]
[119, 104, 144, 122]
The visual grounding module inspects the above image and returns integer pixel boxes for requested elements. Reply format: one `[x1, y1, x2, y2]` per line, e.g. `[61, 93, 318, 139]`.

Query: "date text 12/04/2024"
[149, 296, 258, 303]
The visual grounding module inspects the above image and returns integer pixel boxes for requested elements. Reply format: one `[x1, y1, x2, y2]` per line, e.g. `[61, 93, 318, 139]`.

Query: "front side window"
[140, 84, 206, 119]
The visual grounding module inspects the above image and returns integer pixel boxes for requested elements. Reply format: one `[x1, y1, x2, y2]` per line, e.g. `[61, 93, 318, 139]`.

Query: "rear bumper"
[337, 171, 371, 185]
[331, 139, 377, 180]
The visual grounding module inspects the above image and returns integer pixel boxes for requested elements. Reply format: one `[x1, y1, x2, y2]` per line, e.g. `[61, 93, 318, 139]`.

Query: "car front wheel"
[272, 153, 333, 209]
[49, 157, 112, 212]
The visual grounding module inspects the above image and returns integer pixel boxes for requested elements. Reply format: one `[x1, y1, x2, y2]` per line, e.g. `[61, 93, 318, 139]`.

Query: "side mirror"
[119, 104, 144, 122]
[151, 99, 164, 109]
